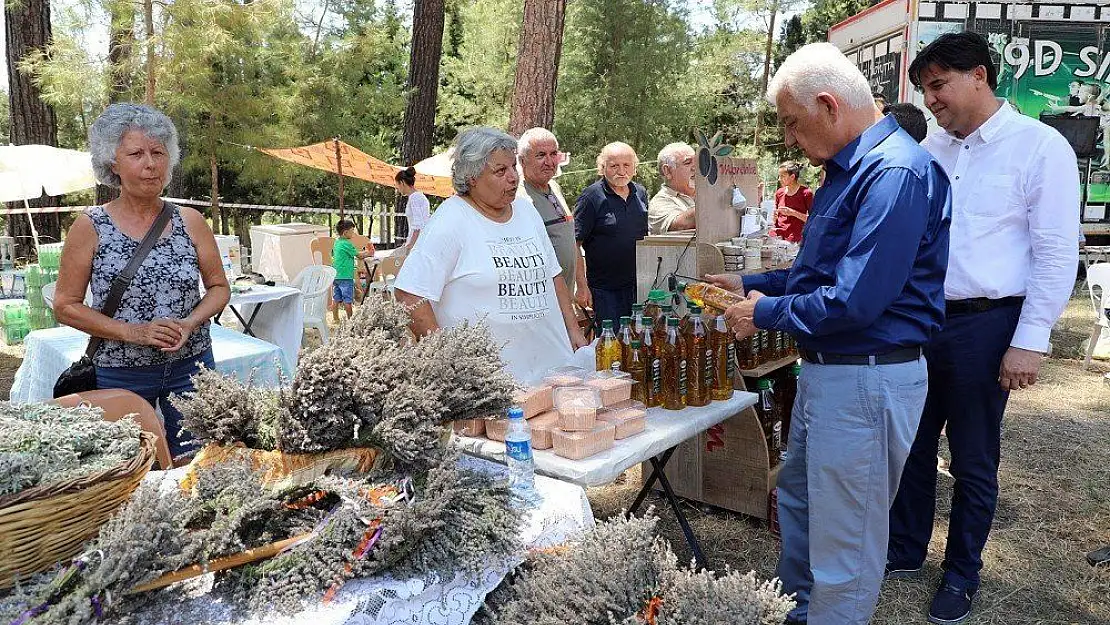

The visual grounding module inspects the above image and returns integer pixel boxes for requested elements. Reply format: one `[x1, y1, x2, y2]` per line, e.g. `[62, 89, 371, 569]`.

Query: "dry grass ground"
[591, 293, 1110, 624]
[0, 293, 1106, 623]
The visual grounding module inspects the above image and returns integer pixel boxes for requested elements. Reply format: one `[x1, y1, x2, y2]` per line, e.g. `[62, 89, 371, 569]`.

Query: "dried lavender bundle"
[334, 295, 412, 344]
[653, 567, 795, 625]
[405, 322, 516, 422]
[479, 514, 672, 625]
[172, 368, 283, 450]
[0, 403, 141, 498]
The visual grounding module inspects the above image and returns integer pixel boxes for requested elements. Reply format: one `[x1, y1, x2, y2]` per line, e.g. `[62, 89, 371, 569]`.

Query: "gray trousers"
[776, 357, 928, 624]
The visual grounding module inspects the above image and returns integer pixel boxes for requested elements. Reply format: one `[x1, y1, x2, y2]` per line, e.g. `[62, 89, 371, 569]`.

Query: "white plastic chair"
[1084, 263, 1110, 370]
[291, 264, 337, 345]
[367, 254, 403, 300]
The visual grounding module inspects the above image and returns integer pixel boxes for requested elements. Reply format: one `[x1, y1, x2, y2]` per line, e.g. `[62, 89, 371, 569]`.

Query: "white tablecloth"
[224, 285, 304, 369]
[454, 392, 759, 487]
[125, 456, 593, 625]
[8, 324, 289, 404]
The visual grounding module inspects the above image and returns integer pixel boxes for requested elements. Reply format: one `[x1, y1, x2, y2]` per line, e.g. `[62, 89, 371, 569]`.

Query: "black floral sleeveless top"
[87, 204, 212, 367]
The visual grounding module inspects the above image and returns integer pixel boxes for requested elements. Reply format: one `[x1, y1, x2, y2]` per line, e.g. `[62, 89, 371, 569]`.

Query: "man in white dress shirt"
[887, 32, 1080, 625]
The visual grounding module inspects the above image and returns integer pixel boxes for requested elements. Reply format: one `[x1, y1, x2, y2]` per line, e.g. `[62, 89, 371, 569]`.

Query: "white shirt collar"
[944, 98, 1014, 145]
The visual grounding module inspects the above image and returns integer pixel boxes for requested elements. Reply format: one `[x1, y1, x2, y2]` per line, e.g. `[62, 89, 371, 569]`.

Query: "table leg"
[630, 447, 707, 570]
[228, 303, 265, 337]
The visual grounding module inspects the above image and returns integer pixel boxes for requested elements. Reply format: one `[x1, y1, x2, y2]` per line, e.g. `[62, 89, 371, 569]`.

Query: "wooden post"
[334, 137, 345, 219]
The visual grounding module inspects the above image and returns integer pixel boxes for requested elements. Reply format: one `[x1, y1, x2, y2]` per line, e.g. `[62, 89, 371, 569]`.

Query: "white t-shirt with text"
[394, 195, 574, 383]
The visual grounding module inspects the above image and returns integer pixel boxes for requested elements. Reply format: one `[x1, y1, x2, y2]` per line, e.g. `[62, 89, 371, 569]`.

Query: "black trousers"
[887, 301, 1022, 591]
[590, 285, 637, 331]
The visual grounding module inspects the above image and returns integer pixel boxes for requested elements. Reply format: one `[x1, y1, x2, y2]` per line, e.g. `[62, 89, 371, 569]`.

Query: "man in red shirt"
[771, 161, 813, 243]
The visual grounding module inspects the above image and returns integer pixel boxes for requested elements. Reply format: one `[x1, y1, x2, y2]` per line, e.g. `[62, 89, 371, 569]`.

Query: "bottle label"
[726, 343, 736, 378]
[773, 421, 782, 451]
[703, 349, 713, 387]
[651, 359, 662, 395]
[679, 360, 687, 395]
[506, 439, 533, 462]
[610, 361, 622, 372]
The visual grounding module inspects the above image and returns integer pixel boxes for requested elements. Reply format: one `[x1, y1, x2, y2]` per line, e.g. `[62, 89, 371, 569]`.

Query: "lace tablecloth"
[222, 285, 304, 369]
[119, 456, 593, 625]
[9, 325, 288, 404]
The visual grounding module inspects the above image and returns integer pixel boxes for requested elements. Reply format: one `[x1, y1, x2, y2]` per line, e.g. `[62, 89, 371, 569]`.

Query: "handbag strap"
[84, 202, 175, 359]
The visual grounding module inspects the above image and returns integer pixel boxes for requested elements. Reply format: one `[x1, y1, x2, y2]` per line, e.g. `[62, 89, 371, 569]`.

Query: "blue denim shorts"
[333, 279, 355, 303]
[95, 348, 216, 459]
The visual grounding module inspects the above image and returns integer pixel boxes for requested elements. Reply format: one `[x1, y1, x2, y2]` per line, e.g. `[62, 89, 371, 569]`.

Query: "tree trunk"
[5, 0, 61, 258]
[508, 0, 567, 136]
[209, 118, 224, 235]
[97, 0, 136, 206]
[397, 0, 445, 245]
[144, 0, 155, 105]
[753, 0, 779, 151]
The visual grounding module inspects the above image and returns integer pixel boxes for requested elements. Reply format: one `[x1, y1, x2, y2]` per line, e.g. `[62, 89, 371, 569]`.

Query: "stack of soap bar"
[530, 411, 560, 450]
[452, 419, 486, 437]
[514, 385, 554, 418]
[598, 407, 646, 439]
[552, 422, 617, 460]
[586, 372, 635, 406]
[486, 417, 510, 442]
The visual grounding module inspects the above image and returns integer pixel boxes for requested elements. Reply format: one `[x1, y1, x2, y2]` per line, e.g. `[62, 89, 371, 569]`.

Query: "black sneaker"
[927, 582, 976, 624]
[1087, 545, 1110, 567]
[884, 562, 924, 580]
[783, 618, 806, 625]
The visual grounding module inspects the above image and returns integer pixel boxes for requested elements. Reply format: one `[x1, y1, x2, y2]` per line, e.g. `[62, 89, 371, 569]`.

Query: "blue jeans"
[96, 348, 216, 459]
[332, 279, 355, 304]
[888, 302, 1022, 592]
[777, 356, 928, 625]
[590, 285, 636, 331]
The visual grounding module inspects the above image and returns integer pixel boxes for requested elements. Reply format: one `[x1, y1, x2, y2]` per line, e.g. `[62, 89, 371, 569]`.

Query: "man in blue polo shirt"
[574, 142, 649, 328]
[711, 43, 951, 625]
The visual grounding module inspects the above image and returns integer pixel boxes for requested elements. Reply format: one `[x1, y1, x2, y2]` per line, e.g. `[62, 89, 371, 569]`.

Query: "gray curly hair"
[88, 103, 180, 189]
[451, 127, 518, 195]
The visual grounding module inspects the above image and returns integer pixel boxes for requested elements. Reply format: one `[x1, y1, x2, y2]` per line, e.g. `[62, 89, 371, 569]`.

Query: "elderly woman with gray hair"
[394, 126, 588, 382]
[54, 103, 229, 462]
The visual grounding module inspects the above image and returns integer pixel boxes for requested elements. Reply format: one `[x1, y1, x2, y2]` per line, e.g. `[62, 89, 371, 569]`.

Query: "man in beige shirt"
[648, 142, 697, 234]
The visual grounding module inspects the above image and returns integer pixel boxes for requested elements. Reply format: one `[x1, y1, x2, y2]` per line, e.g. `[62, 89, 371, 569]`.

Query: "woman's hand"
[127, 319, 182, 350]
[569, 327, 590, 351]
[163, 317, 201, 353]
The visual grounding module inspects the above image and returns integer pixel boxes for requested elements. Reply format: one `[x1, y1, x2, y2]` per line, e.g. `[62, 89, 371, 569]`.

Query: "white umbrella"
[414, 148, 454, 179]
[0, 144, 97, 249]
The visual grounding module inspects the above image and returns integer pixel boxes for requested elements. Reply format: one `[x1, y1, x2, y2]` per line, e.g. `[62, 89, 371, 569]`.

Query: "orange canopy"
[259, 140, 454, 198]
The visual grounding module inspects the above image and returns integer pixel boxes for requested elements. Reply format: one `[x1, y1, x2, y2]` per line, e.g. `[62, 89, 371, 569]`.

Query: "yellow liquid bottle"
[630, 303, 645, 343]
[628, 339, 646, 404]
[678, 280, 745, 313]
[640, 318, 661, 407]
[711, 315, 735, 401]
[618, 315, 635, 372]
[662, 317, 687, 410]
[684, 305, 711, 407]
[596, 319, 622, 372]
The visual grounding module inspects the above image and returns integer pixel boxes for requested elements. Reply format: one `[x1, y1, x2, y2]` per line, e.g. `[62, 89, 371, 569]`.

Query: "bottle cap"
[632, 340, 641, 348]
[662, 303, 673, 311]
[632, 303, 644, 312]
[643, 317, 654, 327]
[791, 363, 801, 375]
[620, 315, 632, 324]
[690, 305, 702, 314]
[757, 378, 772, 390]
[508, 407, 525, 420]
[667, 317, 679, 326]
[648, 289, 667, 302]
[601, 319, 613, 329]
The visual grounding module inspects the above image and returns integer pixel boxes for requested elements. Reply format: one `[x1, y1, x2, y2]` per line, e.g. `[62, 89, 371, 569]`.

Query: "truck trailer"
[829, 0, 1110, 243]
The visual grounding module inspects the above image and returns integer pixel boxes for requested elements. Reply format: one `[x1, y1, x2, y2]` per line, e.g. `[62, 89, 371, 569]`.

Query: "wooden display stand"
[637, 141, 797, 520]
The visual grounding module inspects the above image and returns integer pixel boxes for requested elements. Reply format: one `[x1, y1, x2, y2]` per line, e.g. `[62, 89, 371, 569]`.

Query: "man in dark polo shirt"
[516, 127, 578, 296]
[574, 141, 649, 329]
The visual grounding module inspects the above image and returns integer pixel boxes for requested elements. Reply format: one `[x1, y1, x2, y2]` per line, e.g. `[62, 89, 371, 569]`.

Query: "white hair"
[657, 142, 693, 176]
[595, 142, 639, 175]
[88, 103, 180, 189]
[517, 127, 558, 159]
[451, 127, 518, 195]
[767, 43, 874, 113]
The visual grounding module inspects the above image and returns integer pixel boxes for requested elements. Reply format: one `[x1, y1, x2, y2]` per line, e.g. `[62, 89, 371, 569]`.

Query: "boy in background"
[331, 219, 372, 322]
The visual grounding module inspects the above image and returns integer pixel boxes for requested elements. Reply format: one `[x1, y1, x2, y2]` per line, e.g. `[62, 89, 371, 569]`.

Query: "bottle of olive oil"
[662, 317, 687, 410]
[618, 315, 635, 372]
[640, 318, 661, 408]
[596, 319, 622, 372]
[629, 339, 646, 404]
[711, 315, 735, 401]
[684, 305, 711, 407]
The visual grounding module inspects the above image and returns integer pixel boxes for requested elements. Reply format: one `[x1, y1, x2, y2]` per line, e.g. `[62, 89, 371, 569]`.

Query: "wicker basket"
[0, 431, 157, 589]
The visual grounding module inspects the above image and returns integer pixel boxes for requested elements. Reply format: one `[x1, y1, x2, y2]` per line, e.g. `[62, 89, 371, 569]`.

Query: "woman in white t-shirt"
[394, 127, 589, 383]
[395, 166, 431, 252]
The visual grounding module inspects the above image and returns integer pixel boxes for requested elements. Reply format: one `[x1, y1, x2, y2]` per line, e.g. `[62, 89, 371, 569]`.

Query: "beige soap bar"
[598, 407, 646, 439]
[486, 418, 509, 442]
[530, 411, 560, 450]
[586, 377, 635, 406]
[452, 419, 486, 437]
[552, 421, 616, 460]
[514, 385, 554, 418]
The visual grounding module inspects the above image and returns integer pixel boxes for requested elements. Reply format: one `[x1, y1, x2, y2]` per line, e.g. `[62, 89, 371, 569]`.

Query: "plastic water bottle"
[504, 407, 536, 496]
